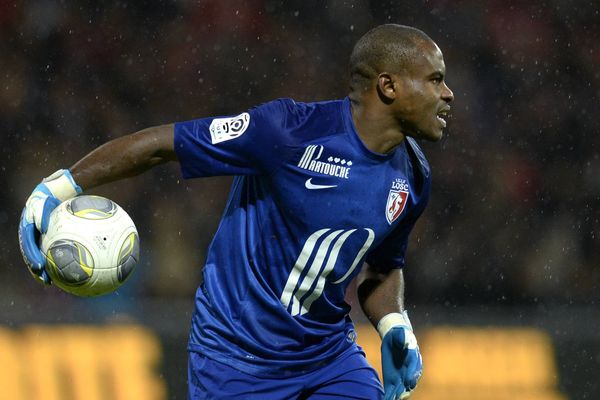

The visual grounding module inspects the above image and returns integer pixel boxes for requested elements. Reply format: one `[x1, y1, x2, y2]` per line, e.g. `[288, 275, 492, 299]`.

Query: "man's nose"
[442, 82, 454, 103]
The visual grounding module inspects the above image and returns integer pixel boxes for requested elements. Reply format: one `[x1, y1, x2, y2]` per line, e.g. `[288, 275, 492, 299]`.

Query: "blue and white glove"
[379, 311, 423, 400]
[18, 169, 81, 284]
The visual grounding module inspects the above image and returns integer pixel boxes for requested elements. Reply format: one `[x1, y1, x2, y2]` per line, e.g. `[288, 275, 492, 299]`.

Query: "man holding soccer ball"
[19, 24, 453, 399]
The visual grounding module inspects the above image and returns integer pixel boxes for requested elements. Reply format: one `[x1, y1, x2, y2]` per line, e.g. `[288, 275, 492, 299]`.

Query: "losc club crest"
[386, 179, 410, 224]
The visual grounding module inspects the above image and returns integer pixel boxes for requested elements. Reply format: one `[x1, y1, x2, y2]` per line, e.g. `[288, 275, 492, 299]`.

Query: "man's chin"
[409, 129, 444, 142]
[430, 130, 445, 142]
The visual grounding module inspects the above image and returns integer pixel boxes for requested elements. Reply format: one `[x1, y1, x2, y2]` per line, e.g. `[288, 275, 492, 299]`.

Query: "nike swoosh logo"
[305, 178, 338, 190]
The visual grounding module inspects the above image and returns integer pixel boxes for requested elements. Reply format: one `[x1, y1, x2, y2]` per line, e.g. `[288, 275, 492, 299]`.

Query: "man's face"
[391, 42, 454, 142]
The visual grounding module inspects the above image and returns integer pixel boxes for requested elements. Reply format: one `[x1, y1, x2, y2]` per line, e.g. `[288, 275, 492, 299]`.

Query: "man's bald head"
[349, 24, 434, 92]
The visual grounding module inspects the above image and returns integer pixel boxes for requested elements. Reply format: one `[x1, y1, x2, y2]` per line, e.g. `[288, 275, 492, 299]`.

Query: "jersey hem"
[187, 341, 360, 379]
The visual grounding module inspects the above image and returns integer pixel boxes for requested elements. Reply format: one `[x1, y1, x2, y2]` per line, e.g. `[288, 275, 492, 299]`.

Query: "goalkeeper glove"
[18, 169, 81, 284]
[379, 311, 423, 400]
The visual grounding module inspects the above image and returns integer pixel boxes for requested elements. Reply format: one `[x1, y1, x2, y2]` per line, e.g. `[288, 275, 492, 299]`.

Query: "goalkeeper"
[19, 24, 453, 400]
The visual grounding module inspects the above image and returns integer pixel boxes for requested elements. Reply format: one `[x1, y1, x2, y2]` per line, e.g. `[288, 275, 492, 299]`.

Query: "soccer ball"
[40, 195, 139, 297]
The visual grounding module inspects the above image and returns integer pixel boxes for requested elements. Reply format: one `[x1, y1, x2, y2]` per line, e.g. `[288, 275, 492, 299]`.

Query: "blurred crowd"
[1, 0, 599, 307]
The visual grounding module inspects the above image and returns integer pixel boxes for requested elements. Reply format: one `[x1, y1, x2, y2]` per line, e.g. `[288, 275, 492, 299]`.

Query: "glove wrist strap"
[43, 169, 82, 201]
[377, 310, 413, 339]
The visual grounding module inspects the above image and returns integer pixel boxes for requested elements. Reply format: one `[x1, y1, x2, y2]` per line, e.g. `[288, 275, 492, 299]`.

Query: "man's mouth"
[436, 107, 450, 128]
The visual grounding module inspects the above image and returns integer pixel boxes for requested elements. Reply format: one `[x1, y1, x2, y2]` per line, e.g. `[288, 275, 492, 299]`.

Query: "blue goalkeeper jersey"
[174, 97, 431, 377]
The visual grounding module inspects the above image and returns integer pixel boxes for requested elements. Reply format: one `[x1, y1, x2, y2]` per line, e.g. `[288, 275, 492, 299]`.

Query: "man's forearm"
[357, 265, 406, 327]
[70, 124, 177, 190]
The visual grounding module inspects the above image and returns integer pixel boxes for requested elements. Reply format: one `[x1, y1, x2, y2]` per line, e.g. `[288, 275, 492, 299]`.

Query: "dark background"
[1, 1, 599, 399]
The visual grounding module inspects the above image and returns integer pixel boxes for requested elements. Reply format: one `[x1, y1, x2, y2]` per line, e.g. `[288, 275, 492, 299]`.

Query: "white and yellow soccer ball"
[40, 195, 139, 297]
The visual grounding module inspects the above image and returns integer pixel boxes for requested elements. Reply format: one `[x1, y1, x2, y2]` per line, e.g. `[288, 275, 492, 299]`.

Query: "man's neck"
[350, 97, 406, 155]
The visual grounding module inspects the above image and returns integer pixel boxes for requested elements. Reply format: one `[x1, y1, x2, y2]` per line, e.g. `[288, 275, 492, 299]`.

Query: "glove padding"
[18, 169, 81, 284]
[379, 312, 423, 400]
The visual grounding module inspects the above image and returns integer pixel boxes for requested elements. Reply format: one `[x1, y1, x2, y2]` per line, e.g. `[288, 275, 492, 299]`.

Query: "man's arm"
[357, 263, 405, 325]
[358, 264, 422, 400]
[71, 124, 177, 190]
[18, 123, 177, 283]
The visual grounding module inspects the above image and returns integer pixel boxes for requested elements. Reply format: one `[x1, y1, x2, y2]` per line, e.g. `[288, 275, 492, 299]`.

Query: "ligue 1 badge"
[386, 178, 410, 224]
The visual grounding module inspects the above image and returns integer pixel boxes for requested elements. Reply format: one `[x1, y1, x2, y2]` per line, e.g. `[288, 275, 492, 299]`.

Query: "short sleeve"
[174, 99, 291, 178]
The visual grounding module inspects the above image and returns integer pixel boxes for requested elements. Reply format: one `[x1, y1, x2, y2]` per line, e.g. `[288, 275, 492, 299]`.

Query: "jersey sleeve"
[174, 99, 292, 178]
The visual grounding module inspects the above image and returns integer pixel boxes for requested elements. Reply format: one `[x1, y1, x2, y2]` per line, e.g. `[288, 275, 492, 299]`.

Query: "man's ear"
[376, 73, 395, 104]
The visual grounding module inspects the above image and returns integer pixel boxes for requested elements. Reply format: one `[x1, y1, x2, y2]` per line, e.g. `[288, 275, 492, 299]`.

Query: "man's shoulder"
[405, 137, 431, 178]
[254, 98, 347, 142]
[260, 97, 344, 115]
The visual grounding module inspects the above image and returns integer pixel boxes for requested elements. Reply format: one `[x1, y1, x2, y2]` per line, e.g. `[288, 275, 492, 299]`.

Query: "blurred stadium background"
[1, 1, 599, 399]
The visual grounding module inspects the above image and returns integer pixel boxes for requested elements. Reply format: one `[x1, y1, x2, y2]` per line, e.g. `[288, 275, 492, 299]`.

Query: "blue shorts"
[188, 349, 384, 399]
